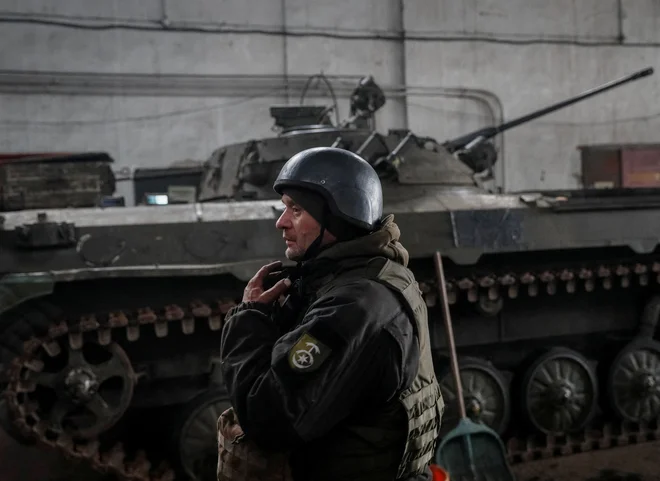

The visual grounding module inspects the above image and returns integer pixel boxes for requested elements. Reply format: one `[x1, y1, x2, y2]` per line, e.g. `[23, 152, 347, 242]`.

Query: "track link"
[422, 259, 660, 306]
[1, 257, 659, 479]
[506, 418, 660, 464]
[2, 298, 236, 481]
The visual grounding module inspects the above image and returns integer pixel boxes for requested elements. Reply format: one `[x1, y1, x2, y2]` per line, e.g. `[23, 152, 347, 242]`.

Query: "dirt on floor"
[1, 427, 659, 481]
[511, 440, 660, 481]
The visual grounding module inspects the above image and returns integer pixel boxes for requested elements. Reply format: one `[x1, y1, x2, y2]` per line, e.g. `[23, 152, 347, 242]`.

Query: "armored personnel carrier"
[0, 67, 658, 481]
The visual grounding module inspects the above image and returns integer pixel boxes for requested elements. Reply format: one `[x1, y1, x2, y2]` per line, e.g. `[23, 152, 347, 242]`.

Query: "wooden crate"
[0, 152, 115, 212]
[578, 143, 660, 189]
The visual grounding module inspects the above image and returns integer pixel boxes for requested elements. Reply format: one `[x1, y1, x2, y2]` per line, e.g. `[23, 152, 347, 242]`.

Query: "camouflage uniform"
[217, 407, 293, 481]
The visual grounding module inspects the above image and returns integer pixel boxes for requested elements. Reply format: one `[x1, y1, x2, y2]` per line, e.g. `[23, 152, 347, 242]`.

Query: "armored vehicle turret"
[0, 67, 658, 481]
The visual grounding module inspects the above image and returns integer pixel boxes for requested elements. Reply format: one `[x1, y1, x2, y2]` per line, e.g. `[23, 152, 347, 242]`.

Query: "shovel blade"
[435, 419, 515, 481]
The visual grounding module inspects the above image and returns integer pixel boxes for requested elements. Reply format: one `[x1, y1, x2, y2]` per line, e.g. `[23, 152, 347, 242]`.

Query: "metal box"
[132, 164, 204, 205]
[0, 152, 115, 212]
[578, 143, 660, 189]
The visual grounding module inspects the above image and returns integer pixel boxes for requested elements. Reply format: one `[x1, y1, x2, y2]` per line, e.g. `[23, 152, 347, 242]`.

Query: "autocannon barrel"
[443, 66, 654, 153]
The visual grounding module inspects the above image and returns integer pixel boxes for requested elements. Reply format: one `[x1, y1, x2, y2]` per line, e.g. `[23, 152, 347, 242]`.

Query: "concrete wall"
[0, 0, 658, 197]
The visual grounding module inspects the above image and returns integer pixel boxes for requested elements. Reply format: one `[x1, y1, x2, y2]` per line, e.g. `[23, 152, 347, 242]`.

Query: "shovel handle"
[433, 251, 467, 419]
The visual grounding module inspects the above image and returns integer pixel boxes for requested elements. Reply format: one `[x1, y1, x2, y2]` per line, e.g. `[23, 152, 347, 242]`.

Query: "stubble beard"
[285, 247, 304, 262]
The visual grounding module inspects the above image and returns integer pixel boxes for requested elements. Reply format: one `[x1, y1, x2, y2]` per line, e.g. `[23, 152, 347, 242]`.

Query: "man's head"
[273, 147, 383, 262]
[275, 188, 335, 261]
[275, 187, 371, 261]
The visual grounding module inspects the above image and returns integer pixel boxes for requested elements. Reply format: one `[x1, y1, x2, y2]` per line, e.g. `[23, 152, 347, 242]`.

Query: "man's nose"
[275, 211, 289, 229]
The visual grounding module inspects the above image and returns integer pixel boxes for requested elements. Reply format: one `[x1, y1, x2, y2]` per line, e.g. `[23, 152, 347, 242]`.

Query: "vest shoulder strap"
[315, 257, 424, 327]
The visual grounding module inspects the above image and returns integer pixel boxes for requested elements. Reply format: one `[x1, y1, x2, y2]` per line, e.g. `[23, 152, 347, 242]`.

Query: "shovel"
[433, 251, 515, 481]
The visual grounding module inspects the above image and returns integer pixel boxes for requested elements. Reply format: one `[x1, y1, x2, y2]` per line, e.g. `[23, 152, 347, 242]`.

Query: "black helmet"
[273, 147, 383, 230]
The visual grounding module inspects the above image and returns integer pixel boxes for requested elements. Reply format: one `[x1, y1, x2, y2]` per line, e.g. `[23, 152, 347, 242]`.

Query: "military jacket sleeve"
[219, 279, 419, 451]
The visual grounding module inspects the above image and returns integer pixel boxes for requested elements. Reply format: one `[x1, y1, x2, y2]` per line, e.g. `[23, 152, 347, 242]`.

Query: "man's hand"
[242, 261, 292, 305]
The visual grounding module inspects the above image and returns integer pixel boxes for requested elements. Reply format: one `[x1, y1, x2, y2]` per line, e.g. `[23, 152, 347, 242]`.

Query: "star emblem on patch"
[287, 332, 332, 373]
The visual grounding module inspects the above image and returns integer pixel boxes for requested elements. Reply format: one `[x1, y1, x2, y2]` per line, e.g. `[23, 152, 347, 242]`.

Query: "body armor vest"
[310, 256, 445, 480]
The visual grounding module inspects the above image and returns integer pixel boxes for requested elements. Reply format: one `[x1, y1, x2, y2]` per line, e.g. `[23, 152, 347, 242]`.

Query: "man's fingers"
[260, 278, 291, 304]
[265, 270, 284, 280]
[254, 261, 283, 280]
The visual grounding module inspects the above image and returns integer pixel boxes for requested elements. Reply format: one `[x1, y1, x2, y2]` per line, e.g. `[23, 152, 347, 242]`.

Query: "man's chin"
[285, 248, 304, 262]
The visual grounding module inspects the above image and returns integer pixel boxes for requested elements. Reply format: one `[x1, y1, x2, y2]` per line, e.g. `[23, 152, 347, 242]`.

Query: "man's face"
[275, 194, 335, 261]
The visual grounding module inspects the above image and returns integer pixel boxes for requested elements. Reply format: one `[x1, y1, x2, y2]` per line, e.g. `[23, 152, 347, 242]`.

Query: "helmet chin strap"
[299, 205, 328, 265]
[288, 208, 327, 298]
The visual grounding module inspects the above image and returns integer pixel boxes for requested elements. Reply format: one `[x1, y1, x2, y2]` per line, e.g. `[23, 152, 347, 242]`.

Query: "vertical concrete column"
[281, 0, 290, 104]
[391, 0, 409, 130]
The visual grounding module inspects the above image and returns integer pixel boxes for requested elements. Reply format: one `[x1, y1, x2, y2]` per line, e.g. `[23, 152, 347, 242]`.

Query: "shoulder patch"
[287, 332, 332, 373]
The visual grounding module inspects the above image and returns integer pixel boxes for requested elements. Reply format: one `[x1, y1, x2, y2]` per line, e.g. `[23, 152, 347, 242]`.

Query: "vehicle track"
[2, 257, 659, 480]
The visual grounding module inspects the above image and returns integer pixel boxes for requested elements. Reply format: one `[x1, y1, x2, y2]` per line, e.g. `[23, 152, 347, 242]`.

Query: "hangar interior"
[2, 0, 660, 200]
[2, 2, 660, 481]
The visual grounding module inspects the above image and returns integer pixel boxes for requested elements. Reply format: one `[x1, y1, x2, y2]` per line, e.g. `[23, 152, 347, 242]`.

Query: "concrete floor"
[511, 441, 660, 481]
[0, 429, 110, 481]
[1, 427, 658, 481]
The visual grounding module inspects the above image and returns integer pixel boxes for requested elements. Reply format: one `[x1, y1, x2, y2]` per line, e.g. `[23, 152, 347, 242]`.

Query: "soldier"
[219, 147, 444, 481]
